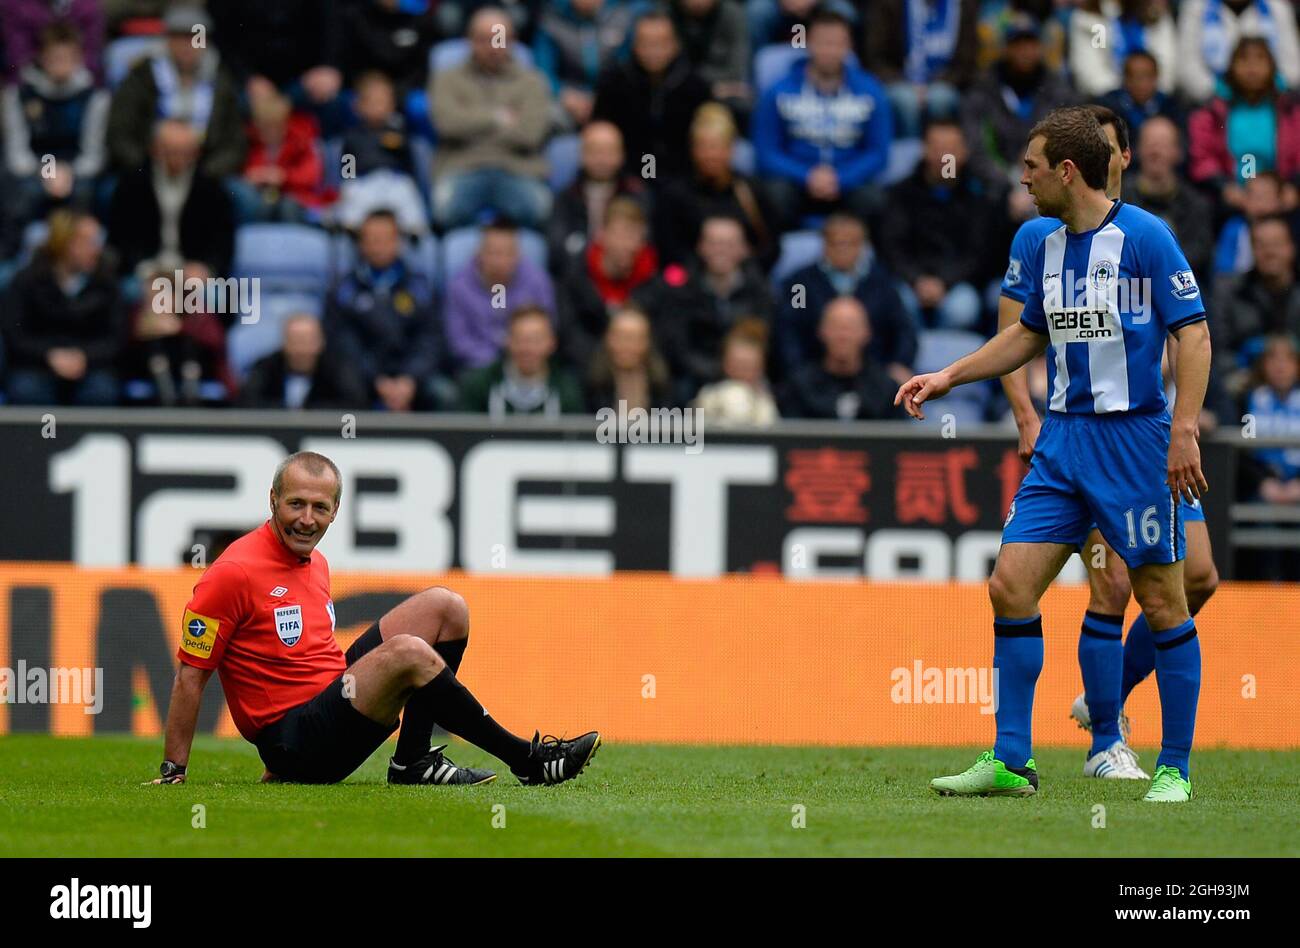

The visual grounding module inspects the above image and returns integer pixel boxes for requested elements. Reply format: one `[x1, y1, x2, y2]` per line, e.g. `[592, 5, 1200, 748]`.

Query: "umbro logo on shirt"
[269, 586, 288, 597]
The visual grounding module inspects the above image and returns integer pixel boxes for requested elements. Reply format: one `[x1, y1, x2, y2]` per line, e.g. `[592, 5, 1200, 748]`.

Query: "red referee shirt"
[177, 521, 346, 741]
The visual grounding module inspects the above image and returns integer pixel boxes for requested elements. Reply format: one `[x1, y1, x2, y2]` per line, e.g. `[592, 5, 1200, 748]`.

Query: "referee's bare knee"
[380, 635, 444, 687]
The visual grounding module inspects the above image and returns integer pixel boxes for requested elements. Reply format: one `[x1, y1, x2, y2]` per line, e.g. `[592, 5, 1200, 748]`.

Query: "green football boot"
[930, 750, 1039, 797]
[1142, 764, 1192, 802]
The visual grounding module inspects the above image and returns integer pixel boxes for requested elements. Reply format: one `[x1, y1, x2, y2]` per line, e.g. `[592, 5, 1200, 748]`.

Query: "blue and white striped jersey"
[1000, 215, 1061, 304]
[1017, 201, 1206, 415]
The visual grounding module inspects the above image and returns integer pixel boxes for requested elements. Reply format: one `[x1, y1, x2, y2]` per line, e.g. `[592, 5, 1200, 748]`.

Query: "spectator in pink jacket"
[1189, 36, 1300, 214]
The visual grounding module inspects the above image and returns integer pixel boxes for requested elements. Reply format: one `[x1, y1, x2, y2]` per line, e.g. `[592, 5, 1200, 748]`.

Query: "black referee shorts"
[253, 621, 393, 784]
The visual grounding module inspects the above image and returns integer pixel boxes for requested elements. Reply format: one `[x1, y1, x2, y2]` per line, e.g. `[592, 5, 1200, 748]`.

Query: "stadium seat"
[410, 233, 440, 285]
[122, 378, 229, 404]
[0, 220, 50, 291]
[226, 292, 323, 380]
[233, 224, 332, 296]
[428, 38, 533, 76]
[105, 36, 163, 87]
[914, 329, 985, 375]
[732, 137, 756, 176]
[329, 233, 355, 279]
[21, 221, 49, 259]
[770, 229, 824, 289]
[403, 89, 437, 142]
[321, 138, 344, 189]
[753, 46, 859, 96]
[911, 393, 988, 428]
[546, 134, 581, 192]
[440, 226, 547, 289]
[753, 44, 804, 96]
[410, 136, 437, 218]
[915, 329, 993, 411]
[882, 138, 923, 186]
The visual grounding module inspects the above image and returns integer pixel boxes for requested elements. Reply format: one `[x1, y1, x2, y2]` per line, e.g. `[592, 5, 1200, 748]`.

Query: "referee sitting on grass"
[152, 451, 600, 787]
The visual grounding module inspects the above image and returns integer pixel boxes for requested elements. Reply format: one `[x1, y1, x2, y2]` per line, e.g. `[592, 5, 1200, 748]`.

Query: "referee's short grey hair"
[272, 451, 342, 506]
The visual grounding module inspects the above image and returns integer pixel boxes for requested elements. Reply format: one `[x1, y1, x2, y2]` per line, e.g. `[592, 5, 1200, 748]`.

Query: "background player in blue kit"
[998, 106, 1220, 784]
[894, 107, 1212, 803]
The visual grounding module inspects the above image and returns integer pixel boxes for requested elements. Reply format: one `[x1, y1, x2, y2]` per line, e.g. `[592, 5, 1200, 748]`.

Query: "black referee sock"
[424, 666, 533, 769]
[434, 637, 467, 674]
[394, 687, 438, 765]
[393, 638, 471, 765]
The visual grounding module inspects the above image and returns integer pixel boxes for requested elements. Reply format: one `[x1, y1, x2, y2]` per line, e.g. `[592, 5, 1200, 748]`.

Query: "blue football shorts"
[1002, 410, 1186, 568]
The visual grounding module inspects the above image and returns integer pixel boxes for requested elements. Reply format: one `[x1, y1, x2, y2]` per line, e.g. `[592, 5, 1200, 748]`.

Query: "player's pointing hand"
[893, 372, 953, 420]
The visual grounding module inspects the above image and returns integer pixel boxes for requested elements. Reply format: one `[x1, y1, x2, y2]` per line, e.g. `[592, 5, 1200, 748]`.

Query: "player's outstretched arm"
[151, 664, 213, 784]
[997, 295, 1041, 461]
[894, 322, 1048, 420]
[1168, 320, 1212, 502]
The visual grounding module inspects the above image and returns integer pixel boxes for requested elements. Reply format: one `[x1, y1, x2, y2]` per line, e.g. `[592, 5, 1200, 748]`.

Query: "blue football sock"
[1121, 612, 1156, 705]
[992, 615, 1044, 770]
[1152, 618, 1200, 780]
[1079, 611, 1124, 755]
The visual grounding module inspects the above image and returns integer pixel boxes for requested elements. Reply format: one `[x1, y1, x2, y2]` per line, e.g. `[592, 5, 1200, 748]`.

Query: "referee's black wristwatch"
[159, 760, 187, 782]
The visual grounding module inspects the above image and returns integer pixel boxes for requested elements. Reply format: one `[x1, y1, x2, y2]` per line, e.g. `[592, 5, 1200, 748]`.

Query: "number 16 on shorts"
[1124, 505, 1161, 549]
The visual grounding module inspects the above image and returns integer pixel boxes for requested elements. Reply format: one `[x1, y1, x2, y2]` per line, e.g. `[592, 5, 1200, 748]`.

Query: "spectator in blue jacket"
[752, 6, 894, 234]
[325, 210, 445, 411]
[774, 211, 915, 384]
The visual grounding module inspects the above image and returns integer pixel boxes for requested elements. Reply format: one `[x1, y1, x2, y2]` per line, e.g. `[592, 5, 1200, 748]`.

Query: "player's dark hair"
[273, 452, 343, 506]
[1086, 104, 1129, 155]
[1028, 107, 1111, 190]
[483, 215, 519, 234]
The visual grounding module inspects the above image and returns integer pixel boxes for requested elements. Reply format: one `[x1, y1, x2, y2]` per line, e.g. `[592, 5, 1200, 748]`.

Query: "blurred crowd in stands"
[0, 0, 1298, 509]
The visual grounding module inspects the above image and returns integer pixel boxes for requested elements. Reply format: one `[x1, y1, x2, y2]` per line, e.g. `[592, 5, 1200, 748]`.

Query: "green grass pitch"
[1, 735, 1296, 857]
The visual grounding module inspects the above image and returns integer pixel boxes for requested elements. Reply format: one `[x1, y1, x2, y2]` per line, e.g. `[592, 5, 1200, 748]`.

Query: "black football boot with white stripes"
[388, 745, 497, 785]
[513, 731, 602, 786]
